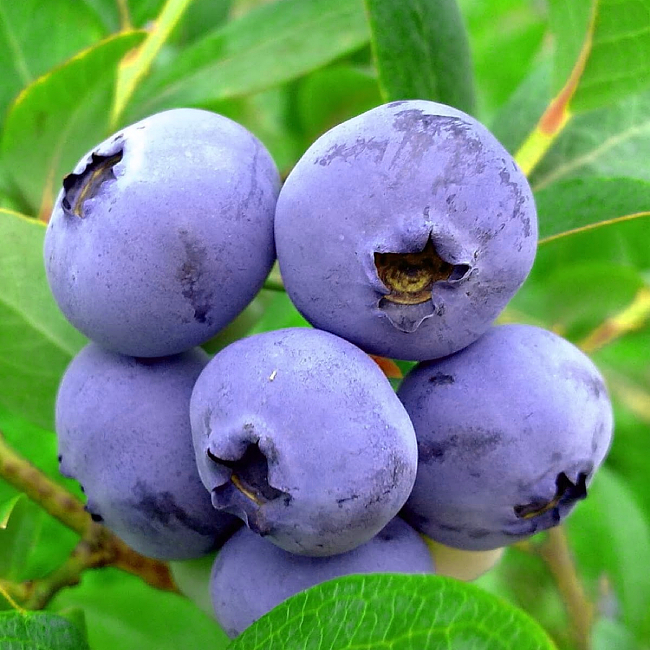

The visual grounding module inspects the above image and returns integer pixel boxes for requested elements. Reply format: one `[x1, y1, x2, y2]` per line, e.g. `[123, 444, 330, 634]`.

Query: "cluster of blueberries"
[45, 101, 614, 638]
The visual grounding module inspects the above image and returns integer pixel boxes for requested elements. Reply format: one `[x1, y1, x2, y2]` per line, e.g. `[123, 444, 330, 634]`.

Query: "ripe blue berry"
[210, 517, 434, 637]
[56, 344, 239, 560]
[275, 100, 537, 361]
[190, 328, 418, 556]
[44, 108, 280, 357]
[398, 324, 613, 550]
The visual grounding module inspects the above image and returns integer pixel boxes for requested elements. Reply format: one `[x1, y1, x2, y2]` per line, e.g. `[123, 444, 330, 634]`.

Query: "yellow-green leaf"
[0, 31, 144, 216]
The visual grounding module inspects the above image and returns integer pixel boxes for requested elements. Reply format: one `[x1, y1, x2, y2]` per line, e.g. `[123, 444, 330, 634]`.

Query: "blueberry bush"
[1, 1, 649, 649]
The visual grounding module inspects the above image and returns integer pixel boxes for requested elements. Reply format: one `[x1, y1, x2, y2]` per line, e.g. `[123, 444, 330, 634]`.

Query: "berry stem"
[0, 431, 89, 536]
[537, 526, 594, 650]
[116, 0, 133, 31]
[579, 287, 650, 354]
[0, 431, 177, 607]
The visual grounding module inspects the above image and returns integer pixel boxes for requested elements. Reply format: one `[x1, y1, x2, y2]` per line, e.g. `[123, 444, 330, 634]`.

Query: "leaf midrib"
[144, 1, 367, 110]
[533, 118, 650, 191]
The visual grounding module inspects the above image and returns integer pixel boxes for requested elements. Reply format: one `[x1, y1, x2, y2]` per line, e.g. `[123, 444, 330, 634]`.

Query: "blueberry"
[210, 517, 434, 638]
[190, 328, 418, 556]
[56, 343, 239, 560]
[398, 324, 613, 550]
[44, 108, 280, 357]
[275, 100, 537, 361]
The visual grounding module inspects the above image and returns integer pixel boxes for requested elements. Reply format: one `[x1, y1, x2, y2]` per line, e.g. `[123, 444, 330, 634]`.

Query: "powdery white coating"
[45, 108, 280, 357]
[210, 517, 434, 638]
[275, 100, 537, 361]
[190, 328, 418, 557]
[398, 324, 614, 550]
[56, 344, 239, 560]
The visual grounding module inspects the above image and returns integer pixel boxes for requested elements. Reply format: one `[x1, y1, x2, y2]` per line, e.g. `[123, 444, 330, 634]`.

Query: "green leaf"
[474, 546, 572, 648]
[231, 574, 557, 649]
[294, 65, 382, 145]
[249, 292, 310, 335]
[548, 0, 592, 93]
[531, 88, 650, 191]
[535, 177, 650, 243]
[573, 0, 650, 112]
[522, 220, 650, 293]
[0, 495, 23, 530]
[509, 262, 645, 340]
[169, 553, 216, 617]
[173, 0, 233, 44]
[592, 335, 650, 520]
[0, 410, 82, 584]
[591, 618, 640, 650]
[0, 405, 74, 494]
[0, 611, 89, 650]
[51, 569, 229, 650]
[128, 0, 167, 27]
[0, 211, 86, 429]
[364, 0, 475, 113]
[54, 609, 88, 645]
[490, 62, 551, 155]
[566, 467, 650, 632]
[0, 0, 106, 125]
[78, 0, 120, 32]
[464, 0, 546, 119]
[0, 407, 80, 584]
[202, 292, 274, 354]
[0, 31, 145, 215]
[548, 0, 650, 113]
[111, 0, 194, 127]
[129, 0, 370, 118]
[0, 498, 44, 583]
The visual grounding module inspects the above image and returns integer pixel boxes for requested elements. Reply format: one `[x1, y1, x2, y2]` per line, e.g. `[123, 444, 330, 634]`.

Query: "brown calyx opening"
[375, 238, 469, 305]
[61, 150, 123, 218]
[514, 472, 588, 520]
[374, 237, 470, 333]
[375, 239, 455, 305]
[207, 444, 287, 505]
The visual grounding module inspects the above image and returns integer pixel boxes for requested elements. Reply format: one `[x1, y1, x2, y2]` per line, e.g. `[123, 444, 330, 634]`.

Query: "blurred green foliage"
[0, 0, 649, 648]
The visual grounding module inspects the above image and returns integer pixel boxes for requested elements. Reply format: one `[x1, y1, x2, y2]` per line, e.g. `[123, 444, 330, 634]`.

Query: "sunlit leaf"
[547, 0, 650, 114]
[231, 574, 557, 649]
[112, 0, 193, 126]
[129, 0, 369, 118]
[532, 89, 650, 191]
[535, 177, 650, 243]
[0, 495, 22, 530]
[0, 0, 105, 124]
[0, 211, 86, 429]
[0, 611, 90, 649]
[0, 31, 144, 215]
